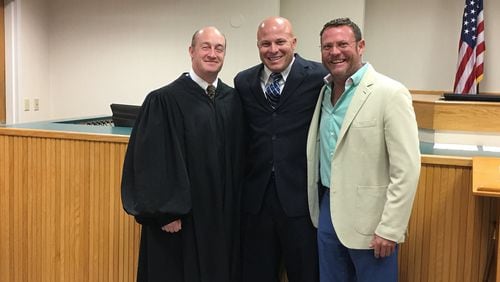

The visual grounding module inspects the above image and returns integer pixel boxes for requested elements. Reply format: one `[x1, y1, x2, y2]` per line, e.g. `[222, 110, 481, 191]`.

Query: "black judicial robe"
[121, 73, 245, 282]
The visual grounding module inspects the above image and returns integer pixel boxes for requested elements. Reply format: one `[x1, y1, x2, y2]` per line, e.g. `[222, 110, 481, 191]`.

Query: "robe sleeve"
[121, 90, 191, 226]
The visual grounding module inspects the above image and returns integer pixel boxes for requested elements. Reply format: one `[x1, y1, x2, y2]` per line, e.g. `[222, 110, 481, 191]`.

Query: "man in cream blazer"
[307, 18, 420, 282]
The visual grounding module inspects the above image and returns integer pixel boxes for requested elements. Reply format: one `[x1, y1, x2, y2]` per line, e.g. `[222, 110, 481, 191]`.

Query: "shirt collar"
[189, 68, 219, 90]
[261, 55, 296, 83]
[323, 62, 370, 87]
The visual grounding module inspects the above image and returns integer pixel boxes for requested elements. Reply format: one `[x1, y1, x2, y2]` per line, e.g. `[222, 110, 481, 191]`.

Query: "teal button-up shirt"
[319, 63, 369, 188]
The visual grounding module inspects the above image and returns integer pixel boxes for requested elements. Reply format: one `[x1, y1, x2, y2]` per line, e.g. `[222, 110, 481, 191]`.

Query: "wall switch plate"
[33, 98, 40, 111]
[24, 98, 30, 111]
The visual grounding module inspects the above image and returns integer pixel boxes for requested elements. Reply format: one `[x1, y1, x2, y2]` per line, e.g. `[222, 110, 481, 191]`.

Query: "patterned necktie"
[206, 84, 216, 101]
[265, 72, 282, 108]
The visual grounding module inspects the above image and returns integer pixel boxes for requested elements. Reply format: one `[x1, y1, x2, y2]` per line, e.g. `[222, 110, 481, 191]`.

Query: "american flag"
[453, 0, 485, 94]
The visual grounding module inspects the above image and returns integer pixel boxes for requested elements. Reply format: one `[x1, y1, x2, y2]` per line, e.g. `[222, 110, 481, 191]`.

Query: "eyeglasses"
[320, 41, 357, 52]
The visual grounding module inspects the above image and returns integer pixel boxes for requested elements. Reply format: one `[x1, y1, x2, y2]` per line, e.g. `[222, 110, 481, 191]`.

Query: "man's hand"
[369, 234, 396, 258]
[161, 219, 182, 233]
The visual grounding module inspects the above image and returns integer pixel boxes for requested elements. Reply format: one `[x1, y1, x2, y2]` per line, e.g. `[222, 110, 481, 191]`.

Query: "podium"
[473, 157, 500, 281]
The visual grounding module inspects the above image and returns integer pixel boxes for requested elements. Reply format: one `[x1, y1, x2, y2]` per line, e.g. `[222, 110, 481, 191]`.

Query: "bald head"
[256, 16, 297, 73]
[191, 26, 226, 48]
[257, 16, 294, 39]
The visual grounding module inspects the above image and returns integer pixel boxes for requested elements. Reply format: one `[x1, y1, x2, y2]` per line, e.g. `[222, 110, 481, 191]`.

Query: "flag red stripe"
[453, 46, 473, 91]
[463, 69, 476, 94]
[477, 20, 484, 34]
[456, 46, 473, 77]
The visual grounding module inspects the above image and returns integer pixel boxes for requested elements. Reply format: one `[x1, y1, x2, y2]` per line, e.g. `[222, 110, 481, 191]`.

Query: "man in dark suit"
[234, 16, 327, 282]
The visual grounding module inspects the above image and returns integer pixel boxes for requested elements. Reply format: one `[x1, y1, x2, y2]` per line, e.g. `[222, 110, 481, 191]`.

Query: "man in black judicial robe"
[121, 26, 244, 282]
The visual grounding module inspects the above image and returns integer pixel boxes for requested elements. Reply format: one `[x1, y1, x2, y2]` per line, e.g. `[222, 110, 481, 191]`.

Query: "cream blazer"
[306, 65, 421, 249]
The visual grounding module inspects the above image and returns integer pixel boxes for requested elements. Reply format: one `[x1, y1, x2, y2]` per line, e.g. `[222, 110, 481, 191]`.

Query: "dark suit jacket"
[235, 54, 327, 217]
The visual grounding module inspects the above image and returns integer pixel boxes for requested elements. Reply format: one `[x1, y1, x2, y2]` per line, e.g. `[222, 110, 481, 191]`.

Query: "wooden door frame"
[0, 1, 5, 124]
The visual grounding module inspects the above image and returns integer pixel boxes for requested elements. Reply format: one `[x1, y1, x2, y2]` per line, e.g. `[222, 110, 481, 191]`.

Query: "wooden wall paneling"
[0, 2, 5, 124]
[448, 166, 464, 282]
[2, 128, 496, 281]
[0, 134, 10, 281]
[464, 166, 476, 280]
[399, 161, 496, 281]
[45, 137, 57, 282]
[442, 165, 454, 279]
[0, 133, 140, 282]
[13, 136, 26, 281]
[88, 139, 98, 282]
[54, 138, 63, 282]
[428, 164, 441, 280]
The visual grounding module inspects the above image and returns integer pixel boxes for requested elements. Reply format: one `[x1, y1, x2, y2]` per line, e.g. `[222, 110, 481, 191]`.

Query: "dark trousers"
[318, 190, 398, 282]
[241, 176, 319, 282]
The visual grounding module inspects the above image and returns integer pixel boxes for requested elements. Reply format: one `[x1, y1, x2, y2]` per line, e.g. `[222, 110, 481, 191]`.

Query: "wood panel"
[473, 157, 500, 197]
[399, 157, 497, 282]
[0, 2, 5, 124]
[412, 93, 500, 132]
[0, 132, 140, 282]
[1, 126, 498, 281]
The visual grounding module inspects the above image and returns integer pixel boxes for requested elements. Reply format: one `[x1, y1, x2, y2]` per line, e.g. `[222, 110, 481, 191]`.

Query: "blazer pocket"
[352, 119, 377, 128]
[355, 185, 387, 235]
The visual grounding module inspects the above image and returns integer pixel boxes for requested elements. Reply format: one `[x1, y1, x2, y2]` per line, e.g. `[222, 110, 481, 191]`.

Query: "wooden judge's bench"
[1, 92, 500, 281]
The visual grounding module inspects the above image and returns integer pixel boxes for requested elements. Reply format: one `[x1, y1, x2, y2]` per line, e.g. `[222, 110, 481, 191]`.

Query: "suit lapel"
[248, 65, 273, 110]
[278, 55, 307, 108]
[337, 66, 375, 143]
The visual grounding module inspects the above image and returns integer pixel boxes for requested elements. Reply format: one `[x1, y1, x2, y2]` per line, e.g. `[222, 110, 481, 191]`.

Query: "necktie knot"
[206, 85, 216, 100]
[270, 72, 282, 83]
[265, 73, 282, 109]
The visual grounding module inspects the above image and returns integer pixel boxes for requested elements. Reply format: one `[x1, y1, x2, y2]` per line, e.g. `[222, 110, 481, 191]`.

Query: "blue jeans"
[317, 190, 398, 282]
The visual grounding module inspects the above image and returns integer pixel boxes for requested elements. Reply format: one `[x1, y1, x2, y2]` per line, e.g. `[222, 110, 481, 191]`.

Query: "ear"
[188, 45, 194, 59]
[291, 37, 298, 49]
[357, 39, 366, 55]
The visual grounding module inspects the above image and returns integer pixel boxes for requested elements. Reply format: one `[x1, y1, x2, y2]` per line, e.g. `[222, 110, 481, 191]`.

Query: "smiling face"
[189, 27, 226, 83]
[257, 17, 297, 73]
[320, 25, 365, 84]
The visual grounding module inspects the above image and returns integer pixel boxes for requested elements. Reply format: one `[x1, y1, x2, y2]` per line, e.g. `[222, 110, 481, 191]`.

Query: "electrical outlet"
[33, 98, 40, 111]
[24, 98, 30, 111]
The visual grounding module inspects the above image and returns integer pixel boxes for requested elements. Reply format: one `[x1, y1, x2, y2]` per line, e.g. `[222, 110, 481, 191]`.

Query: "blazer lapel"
[306, 85, 325, 227]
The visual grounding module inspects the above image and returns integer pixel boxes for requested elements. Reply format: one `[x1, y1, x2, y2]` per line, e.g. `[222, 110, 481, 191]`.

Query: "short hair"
[320, 18, 362, 42]
[191, 29, 200, 47]
[191, 29, 201, 47]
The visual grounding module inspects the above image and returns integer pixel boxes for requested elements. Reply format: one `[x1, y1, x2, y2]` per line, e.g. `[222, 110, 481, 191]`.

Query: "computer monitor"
[110, 103, 141, 127]
[442, 93, 500, 102]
